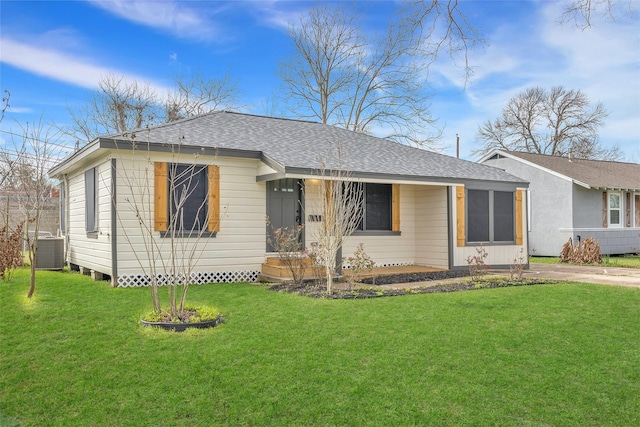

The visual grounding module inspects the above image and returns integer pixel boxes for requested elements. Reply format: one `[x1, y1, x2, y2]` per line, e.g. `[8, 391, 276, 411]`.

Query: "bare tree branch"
[475, 85, 619, 160]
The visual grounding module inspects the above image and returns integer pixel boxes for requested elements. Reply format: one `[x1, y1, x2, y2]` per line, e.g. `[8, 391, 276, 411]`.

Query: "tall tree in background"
[166, 71, 239, 122]
[68, 75, 160, 143]
[561, 0, 637, 29]
[475, 86, 620, 160]
[278, 1, 479, 148]
[67, 73, 239, 143]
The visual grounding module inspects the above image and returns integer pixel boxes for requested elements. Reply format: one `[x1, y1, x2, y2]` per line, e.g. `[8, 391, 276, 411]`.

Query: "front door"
[266, 179, 303, 252]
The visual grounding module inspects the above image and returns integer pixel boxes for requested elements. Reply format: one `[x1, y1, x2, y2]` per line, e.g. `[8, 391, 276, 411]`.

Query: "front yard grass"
[1, 269, 639, 426]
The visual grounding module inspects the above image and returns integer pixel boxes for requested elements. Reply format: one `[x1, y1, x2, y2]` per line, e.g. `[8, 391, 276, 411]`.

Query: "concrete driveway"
[522, 263, 640, 287]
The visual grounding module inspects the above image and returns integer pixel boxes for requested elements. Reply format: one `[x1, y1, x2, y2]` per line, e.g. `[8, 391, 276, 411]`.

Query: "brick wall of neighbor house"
[483, 156, 574, 256]
[0, 195, 60, 236]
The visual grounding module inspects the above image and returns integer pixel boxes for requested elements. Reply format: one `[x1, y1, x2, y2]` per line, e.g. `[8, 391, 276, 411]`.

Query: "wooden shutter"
[207, 165, 220, 232]
[515, 189, 523, 245]
[154, 162, 168, 231]
[392, 184, 400, 232]
[602, 192, 608, 228]
[456, 186, 465, 247]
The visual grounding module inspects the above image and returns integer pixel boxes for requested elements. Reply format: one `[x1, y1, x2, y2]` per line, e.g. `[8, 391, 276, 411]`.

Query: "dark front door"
[266, 179, 303, 252]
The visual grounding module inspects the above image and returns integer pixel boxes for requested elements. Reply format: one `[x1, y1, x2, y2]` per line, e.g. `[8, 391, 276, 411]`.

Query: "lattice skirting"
[117, 270, 260, 288]
[341, 260, 414, 269]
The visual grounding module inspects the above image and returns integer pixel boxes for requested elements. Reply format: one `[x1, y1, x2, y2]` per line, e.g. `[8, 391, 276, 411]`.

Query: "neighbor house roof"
[51, 111, 526, 186]
[480, 150, 640, 191]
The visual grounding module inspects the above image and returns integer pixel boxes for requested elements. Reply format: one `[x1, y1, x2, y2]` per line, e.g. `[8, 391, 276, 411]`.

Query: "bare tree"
[307, 148, 364, 294]
[279, 2, 480, 148]
[68, 74, 161, 142]
[475, 86, 620, 160]
[165, 71, 239, 122]
[8, 119, 64, 298]
[1, 89, 9, 124]
[561, 0, 637, 29]
[67, 73, 239, 143]
[111, 134, 222, 320]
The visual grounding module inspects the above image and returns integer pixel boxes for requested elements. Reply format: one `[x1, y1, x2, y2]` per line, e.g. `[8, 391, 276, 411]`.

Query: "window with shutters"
[608, 192, 622, 228]
[154, 162, 220, 237]
[467, 189, 515, 244]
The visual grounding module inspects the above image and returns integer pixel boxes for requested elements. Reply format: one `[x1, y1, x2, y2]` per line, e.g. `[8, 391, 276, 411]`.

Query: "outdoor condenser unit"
[35, 238, 65, 270]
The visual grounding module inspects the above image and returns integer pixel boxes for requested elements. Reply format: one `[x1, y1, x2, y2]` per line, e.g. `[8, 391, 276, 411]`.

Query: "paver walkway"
[364, 263, 640, 290]
[522, 263, 640, 287]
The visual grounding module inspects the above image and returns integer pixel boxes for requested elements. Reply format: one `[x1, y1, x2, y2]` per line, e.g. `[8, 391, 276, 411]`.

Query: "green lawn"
[1, 269, 639, 426]
[531, 255, 640, 268]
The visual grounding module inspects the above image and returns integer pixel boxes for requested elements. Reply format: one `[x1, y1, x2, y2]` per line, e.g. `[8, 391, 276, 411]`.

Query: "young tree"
[8, 119, 64, 298]
[307, 149, 364, 294]
[475, 86, 621, 160]
[112, 134, 221, 320]
[279, 1, 480, 148]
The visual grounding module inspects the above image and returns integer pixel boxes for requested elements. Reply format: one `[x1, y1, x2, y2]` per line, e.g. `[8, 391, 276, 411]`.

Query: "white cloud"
[1, 38, 173, 96]
[88, 0, 228, 42]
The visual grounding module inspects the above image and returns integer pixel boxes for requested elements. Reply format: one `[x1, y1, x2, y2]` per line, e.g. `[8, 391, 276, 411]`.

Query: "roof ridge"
[505, 150, 639, 166]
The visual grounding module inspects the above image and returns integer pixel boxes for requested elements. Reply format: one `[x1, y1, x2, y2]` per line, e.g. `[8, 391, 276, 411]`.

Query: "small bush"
[559, 237, 601, 265]
[466, 245, 488, 281]
[344, 243, 375, 289]
[0, 222, 26, 281]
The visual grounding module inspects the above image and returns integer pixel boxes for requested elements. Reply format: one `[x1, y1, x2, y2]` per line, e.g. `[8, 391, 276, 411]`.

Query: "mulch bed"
[359, 270, 471, 285]
[266, 273, 561, 299]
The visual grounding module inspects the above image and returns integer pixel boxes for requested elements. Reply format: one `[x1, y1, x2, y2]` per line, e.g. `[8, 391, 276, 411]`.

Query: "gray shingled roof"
[500, 151, 640, 191]
[101, 111, 525, 184]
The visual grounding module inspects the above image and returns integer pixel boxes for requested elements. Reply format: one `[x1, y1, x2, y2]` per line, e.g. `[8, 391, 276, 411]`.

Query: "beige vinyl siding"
[343, 184, 416, 265]
[66, 158, 113, 274]
[414, 186, 449, 269]
[451, 186, 528, 268]
[303, 181, 417, 266]
[114, 154, 267, 276]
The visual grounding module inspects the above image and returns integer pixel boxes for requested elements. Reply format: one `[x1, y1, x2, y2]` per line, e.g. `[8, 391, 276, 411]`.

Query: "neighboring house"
[480, 150, 640, 256]
[0, 190, 60, 236]
[49, 112, 529, 287]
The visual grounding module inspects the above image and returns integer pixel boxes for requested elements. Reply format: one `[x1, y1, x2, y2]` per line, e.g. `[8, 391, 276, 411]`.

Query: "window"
[608, 192, 621, 227]
[154, 162, 220, 236]
[357, 183, 392, 231]
[467, 189, 515, 244]
[352, 183, 400, 232]
[170, 164, 208, 231]
[85, 168, 98, 233]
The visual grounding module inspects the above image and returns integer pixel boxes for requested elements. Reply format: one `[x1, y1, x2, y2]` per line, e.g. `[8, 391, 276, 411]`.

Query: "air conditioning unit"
[35, 238, 65, 270]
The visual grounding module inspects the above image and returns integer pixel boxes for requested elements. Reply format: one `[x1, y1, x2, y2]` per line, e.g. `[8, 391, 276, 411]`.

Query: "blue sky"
[1, 0, 639, 162]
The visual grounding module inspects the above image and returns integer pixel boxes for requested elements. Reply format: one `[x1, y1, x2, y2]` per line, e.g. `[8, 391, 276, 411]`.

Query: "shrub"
[559, 237, 601, 264]
[344, 243, 375, 290]
[466, 245, 488, 281]
[0, 221, 25, 281]
[266, 221, 307, 285]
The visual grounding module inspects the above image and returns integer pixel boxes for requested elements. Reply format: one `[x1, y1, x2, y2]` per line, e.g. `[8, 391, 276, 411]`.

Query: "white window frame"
[607, 191, 622, 228]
